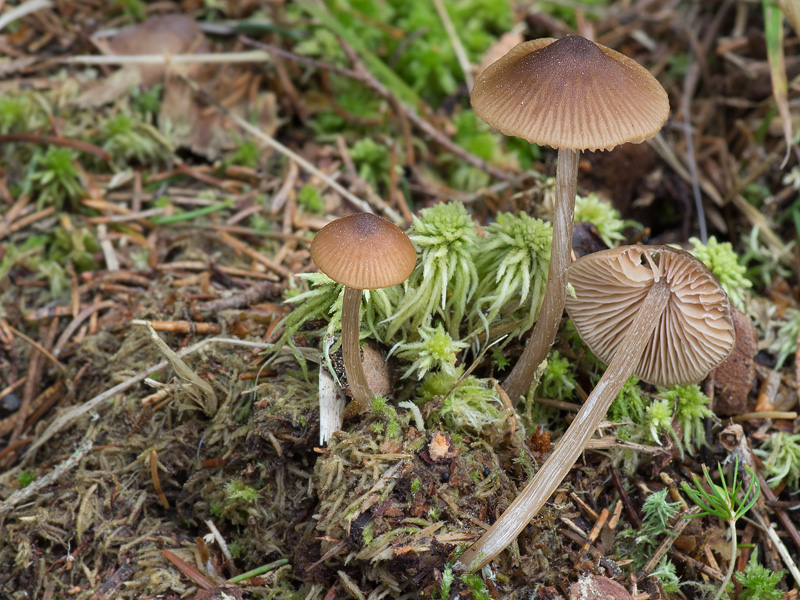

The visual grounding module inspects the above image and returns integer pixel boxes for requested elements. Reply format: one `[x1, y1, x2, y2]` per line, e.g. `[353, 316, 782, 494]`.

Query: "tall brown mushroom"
[311, 213, 416, 417]
[458, 245, 735, 571]
[470, 35, 670, 403]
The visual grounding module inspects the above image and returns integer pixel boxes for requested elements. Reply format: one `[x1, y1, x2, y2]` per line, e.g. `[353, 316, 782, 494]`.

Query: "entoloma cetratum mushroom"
[458, 245, 735, 571]
[471, 35, 670, 404]
[310, 213, 416, 418]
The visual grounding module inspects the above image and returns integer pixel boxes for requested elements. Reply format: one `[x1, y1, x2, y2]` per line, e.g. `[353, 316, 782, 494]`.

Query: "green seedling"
[681, 459, 760, 600]
[657, 384, 716, 455]
[297, 185, 325, 214]
[415, 367, 503, 434]
[768, 309, 800, 369]
[650, 557, 680, 593]
[534, 350, 577, 401]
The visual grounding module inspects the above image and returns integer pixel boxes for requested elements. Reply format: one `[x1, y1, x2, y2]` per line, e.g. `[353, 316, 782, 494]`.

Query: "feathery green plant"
[268, 273, 393, 378]
[651, 557, 681, 593]
[643, 399, 680, 448]
[622, 488, 681, 569]
[0, 92, 49, 135]
[471, 211, 551, 339]
[608, 376, 646, 423]
[641, 488, 682, 537]
[741, 226, 794, 288]
[99, 113, 173, 166]
[387, 202, 479, 340]
[689, 236, 752, 311]
[394, 323, 468, 380]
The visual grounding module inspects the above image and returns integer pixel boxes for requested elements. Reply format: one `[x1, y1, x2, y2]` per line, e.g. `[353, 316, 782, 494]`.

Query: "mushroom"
[470, 35, 670, 403]
[457, 245, 735, 571]
[310, 213, 416, 418]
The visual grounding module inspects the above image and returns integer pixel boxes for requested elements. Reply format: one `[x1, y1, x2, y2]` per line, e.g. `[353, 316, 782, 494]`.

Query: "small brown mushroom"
[471, 35, 670, 403]
[458, 245, 735, 571]
[310, 213, 416, 417]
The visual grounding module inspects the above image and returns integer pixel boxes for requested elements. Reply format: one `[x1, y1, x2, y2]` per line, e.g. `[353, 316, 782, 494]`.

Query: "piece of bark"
[713, 307, 757, 416]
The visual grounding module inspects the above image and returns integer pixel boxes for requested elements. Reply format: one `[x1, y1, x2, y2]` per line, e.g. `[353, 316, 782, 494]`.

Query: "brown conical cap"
[565, 245, 735, 386]
[471, 36, 669, 151]
[311, 213, 416, 290]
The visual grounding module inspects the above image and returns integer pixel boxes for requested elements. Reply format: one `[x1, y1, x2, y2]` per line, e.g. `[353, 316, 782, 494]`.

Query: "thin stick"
[638, 506, 700, 579]
[0, 0, 53, 32]
[0, 133, 110, 161]
[431, 0, 474, 91]
[150, 450, 170, 509]
[62, 50, 272, 65]
[2, 321, 66, 372]
[1, 436, 93, 515]
[681, 53, 708, 242]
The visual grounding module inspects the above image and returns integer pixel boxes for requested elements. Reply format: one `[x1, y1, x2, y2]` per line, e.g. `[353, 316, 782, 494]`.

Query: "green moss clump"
[471, 211, 551, 339]
[387, 202, 479, 340]
[690, 236, 751, 311]
[535, 350, 577, 401]
[394, 322, 468, 380]
[657, 384, 715, 455]
[415, 367, 503, 434]
[574, 193, 627, 248]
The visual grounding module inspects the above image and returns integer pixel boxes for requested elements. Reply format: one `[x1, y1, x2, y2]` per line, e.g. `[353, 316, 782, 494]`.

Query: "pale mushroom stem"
[341, 286, 374, 418]
[459, 275, 671, 572]
[503, 147, 580, 404]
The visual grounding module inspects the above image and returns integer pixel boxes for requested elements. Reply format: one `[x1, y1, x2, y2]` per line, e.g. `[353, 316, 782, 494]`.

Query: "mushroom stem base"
[341, 287, 374, 418]
[503, 147, 579, 404]
[458, 276, 671, 572]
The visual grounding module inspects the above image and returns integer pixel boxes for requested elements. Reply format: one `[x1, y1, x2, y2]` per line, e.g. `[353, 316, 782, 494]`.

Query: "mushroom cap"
[471, 35, 669, 151]
[565, 245, 735, 387]
[311, 213, 417, 290]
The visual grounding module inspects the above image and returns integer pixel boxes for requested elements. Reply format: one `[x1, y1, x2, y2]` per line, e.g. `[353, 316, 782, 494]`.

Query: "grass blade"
[763, 0, 793, 168]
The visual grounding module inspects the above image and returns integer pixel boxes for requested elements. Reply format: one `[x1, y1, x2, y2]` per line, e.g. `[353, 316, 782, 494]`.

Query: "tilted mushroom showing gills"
[457, 246, 735, 571]
[310, 213, 416, 418]
[471, 35, 670, 404]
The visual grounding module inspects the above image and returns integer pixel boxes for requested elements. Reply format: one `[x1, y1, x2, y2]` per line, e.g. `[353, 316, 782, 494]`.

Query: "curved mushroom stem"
[458, 275, 671, 572]
[503, 147, 579, 404]
[341, 286, 374, 418]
